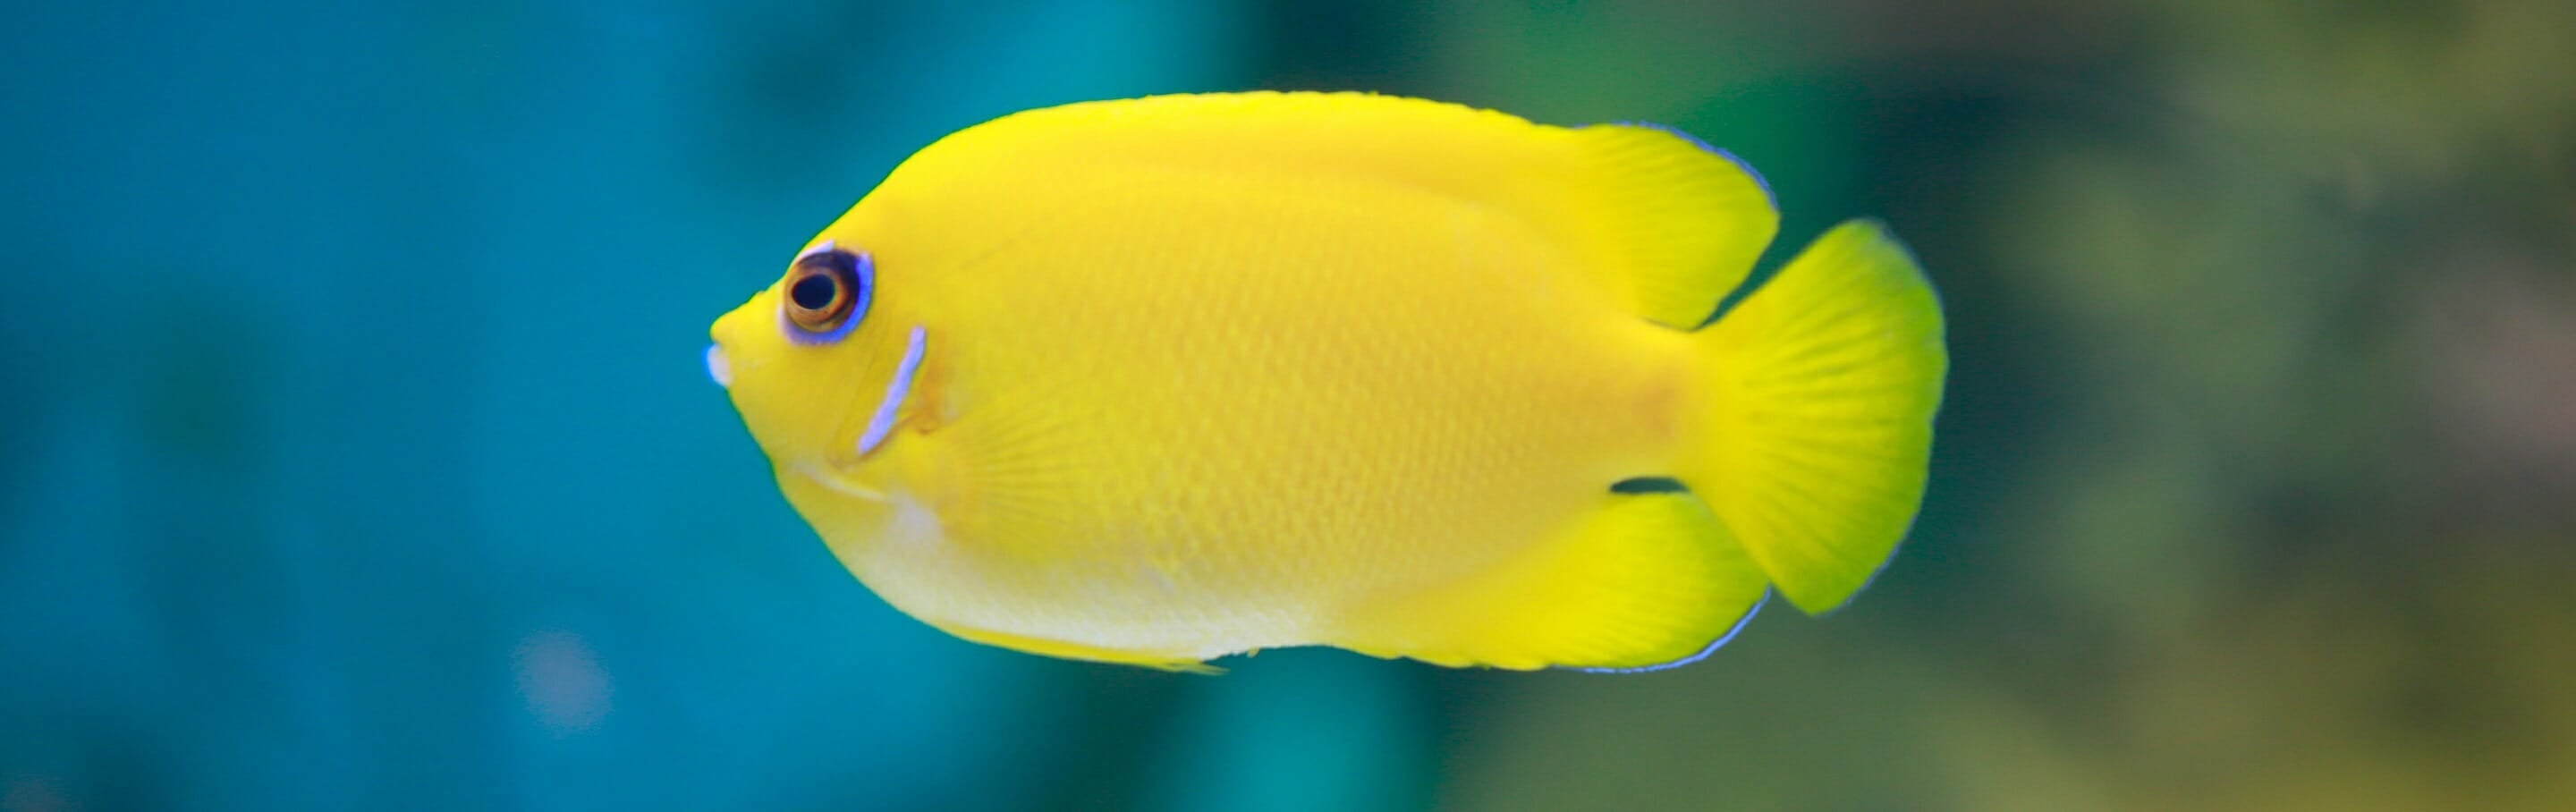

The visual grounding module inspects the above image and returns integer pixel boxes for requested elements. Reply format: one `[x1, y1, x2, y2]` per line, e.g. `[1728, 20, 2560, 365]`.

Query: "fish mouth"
[855, 324, 928, 458]
[705, 343, 734, 388]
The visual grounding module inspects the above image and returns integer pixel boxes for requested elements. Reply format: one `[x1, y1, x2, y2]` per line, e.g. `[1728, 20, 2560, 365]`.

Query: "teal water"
[8, 2, 2574, 810]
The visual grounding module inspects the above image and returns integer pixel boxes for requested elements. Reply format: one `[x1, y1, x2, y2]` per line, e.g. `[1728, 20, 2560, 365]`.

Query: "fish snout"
[706, 293, 774, 389]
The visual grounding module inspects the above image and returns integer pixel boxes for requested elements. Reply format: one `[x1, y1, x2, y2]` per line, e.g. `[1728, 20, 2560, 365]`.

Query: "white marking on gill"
[795, 461, 886, 502]
[855, 325, 927, 458]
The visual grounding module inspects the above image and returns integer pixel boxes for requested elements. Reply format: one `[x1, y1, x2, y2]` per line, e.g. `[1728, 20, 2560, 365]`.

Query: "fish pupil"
[792, 273, 839, 311]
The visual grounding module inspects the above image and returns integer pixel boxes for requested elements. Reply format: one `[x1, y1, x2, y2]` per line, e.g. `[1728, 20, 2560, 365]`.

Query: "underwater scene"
[5, 1, 2572, 809]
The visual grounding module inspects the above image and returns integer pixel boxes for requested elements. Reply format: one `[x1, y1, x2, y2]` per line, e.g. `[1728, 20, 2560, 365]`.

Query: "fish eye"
[781, 247, 871, 343]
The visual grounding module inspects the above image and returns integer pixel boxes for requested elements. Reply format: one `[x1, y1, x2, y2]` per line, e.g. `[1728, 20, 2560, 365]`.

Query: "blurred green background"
[5, 1, 2572, 810]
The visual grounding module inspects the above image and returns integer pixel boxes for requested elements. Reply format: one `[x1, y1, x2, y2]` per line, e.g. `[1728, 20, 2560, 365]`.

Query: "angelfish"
[707, 91, 1945, 672]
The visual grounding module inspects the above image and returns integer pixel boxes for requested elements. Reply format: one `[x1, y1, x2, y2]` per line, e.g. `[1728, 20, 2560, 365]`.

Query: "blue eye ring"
[779, 243, 872, 345]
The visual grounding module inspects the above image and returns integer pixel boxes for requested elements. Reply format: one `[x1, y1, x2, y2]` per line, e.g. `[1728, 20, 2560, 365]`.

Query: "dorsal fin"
[894, 91, 1781, 329]
[1566, 121, 1780, 328]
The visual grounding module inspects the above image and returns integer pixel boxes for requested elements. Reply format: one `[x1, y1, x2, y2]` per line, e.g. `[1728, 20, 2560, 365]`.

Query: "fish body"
[708, 92, 1945, 672]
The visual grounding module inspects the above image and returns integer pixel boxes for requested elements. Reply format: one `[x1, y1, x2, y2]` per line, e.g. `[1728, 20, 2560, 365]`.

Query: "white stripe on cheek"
[856, 325, 927, 457]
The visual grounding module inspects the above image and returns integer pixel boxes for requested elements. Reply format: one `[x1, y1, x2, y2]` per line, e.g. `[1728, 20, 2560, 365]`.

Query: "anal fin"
[1326, 493, 1769, 671]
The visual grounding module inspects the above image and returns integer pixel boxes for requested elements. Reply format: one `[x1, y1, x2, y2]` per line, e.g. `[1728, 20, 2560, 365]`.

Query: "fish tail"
[1676, 219, 1947, 614]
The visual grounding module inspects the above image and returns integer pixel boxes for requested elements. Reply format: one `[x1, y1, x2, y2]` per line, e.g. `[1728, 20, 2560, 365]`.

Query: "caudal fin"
[1678, 219, 1946, 614]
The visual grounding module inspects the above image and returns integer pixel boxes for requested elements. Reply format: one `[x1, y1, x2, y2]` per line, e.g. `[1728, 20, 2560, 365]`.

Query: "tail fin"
[1677, 219, 1946, 614]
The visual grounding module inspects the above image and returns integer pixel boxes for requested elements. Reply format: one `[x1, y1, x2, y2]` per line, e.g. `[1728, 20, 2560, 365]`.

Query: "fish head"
[708, 238, 934, 497]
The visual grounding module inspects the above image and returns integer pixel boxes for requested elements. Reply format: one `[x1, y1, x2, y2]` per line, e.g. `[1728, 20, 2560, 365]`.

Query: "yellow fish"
[707, 91, 1945, 672]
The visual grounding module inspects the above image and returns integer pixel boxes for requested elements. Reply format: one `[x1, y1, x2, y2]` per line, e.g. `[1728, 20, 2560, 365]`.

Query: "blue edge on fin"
[1601, 121, 1776, 211]
[1546, 123, 1930, 671]
[1787, 225, 1940, 621]
[1570, 588, 1770, 674]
